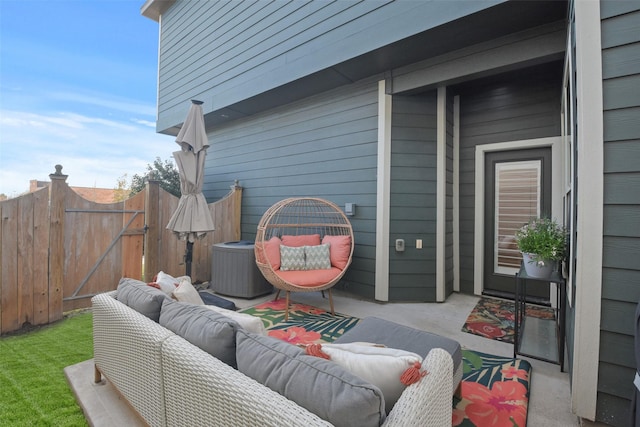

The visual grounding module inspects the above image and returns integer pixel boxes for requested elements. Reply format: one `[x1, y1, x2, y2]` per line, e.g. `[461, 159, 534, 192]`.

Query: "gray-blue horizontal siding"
[202, 79, 379, 298]
[597, 3, 640, 425]
[389, 92, 438, 301]
[455, 62, 563, 295]
[155, 0, 502, 130]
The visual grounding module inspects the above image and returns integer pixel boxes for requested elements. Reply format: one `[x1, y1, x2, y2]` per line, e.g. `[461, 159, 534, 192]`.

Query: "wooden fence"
[0, 167, 242, 334]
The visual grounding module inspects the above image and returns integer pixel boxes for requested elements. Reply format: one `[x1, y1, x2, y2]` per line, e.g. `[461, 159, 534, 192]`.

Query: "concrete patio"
[65, 289, 602, 426]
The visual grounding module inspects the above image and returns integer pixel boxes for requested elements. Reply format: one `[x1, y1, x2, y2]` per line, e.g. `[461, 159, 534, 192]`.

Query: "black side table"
[514, 264, 566, 371]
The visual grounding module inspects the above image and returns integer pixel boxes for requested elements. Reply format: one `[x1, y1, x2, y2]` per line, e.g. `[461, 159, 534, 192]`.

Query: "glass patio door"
[494, 160, 541, 275]
[484, 148, 551, 300]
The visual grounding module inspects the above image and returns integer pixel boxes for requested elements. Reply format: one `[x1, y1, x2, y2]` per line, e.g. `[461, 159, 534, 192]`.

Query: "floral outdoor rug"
[454, 349, 532, 427]
[462, 296, 555, 344]
[243, 298, 533, 426]
[240, 298, 360, 344]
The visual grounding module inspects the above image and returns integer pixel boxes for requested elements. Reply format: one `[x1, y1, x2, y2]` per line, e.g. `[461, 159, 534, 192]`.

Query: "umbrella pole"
[185, 241, 193, 277]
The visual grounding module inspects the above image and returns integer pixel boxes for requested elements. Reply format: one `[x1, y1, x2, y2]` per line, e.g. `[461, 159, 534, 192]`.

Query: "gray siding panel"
[603, 237, 640, 270]
[155, 0, 502, 131]
[603, 206, 640, 237]
[604, 107, 640, 141]
[601, 9, 640, 48]
[389, 92, 438, 301]
[603, 172, 640, 204]
[601, 299, 637, 336]
[161, 2, 351, 103]
[602, 268, 640, 302]
[600, 331, 635, 372]
[203, 79, 379, 297]
[599, 362, 636, 399]
[455, 62, 562, 294]
[602, 43, 640, 79]
[603, 75, 640, 110]
[601, 0, 640, 19]
[599, 5, 640, 425]
[604, 140, 640, 172]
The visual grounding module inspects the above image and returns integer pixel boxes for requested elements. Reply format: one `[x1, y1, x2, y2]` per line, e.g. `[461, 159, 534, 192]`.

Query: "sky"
[0, 0, 175, 198]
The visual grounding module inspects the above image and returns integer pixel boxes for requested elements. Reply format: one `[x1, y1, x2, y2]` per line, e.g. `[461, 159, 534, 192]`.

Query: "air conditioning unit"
[210, 241, 273, 298]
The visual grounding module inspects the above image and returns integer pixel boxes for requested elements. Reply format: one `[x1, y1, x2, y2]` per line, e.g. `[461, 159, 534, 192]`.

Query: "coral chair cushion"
[322, 235, 352, 270]
[281, 234, 321, 247]
[275, 268, 342, 287]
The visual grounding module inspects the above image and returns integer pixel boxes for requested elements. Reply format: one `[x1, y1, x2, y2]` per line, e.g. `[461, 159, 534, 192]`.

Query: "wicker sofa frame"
[91, 291, 454, 427]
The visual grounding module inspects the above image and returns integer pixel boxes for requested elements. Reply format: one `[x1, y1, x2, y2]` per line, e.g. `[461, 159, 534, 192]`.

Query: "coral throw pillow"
[264, 236, 282, 270]
[322, 235, 352, 270]
[281, 234, 321, 247]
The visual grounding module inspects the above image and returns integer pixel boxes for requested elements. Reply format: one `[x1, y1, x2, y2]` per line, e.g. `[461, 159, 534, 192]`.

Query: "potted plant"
[514, 217, 567, 278]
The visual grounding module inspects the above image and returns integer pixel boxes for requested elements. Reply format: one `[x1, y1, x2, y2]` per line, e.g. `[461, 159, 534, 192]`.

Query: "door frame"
[473, 136, 563, 296]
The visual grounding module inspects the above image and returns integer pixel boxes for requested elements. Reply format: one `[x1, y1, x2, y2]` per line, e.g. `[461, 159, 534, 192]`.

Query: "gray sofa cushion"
[334, 316, 462, 370]
[159, 299, 241, 368]
[116, 277, 168, 322]
[236, 330, 385, 427]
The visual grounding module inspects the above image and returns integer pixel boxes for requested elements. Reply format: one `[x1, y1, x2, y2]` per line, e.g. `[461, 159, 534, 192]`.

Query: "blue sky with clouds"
[0, 0, 174, 197]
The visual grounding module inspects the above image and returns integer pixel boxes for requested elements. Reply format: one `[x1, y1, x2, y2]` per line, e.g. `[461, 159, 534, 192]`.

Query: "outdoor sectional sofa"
[92, 278, 461, 427]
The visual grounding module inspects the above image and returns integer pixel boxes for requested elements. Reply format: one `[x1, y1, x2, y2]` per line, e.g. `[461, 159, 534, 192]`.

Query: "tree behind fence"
[0, 168, 241, 334]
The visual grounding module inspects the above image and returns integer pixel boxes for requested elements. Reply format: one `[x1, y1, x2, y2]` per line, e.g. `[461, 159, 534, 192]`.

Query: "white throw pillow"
[304, 243, 331, 270]
[154, 271, 180, 295]
[279, 245, 306, 271]
[172, 278, 204, 305]
[204, 305, 267, 335]
[319, 342, 423, 410]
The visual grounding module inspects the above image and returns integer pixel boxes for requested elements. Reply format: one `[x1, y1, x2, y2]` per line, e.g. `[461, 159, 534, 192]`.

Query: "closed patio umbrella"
[166, 100, 215, 277]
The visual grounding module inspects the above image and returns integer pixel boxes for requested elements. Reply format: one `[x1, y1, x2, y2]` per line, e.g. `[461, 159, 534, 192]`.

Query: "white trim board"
[453, 96, 461, 292]
[436, 86, 447, 302]
[473, 136, 563, 296]
[571, 0, 603, 420]
[375, 80, 392, 302]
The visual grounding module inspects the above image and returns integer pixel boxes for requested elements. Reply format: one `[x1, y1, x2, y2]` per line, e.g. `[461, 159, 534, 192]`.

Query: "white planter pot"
[522, 253, 556, 279]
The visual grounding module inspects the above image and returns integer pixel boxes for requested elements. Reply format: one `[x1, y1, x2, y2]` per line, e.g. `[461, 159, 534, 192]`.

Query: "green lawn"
[0, 312, 93, 426]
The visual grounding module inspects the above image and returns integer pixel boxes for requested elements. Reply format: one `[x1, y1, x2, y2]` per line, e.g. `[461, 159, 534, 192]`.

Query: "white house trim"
[436, 86, 447, 301]
[453, 96, 461, 292]
[473, 136, 563, 296]
[571, 0, 603, 420]
[375, 80, 392, 302]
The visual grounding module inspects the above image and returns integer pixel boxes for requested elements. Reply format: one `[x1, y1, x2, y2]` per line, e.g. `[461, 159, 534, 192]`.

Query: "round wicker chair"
[255, 197, 354, 320]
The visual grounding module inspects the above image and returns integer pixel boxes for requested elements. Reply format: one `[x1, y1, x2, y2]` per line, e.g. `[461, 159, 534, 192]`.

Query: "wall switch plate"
[416, 239, 422, 249]
[395, 239, 405, 252]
